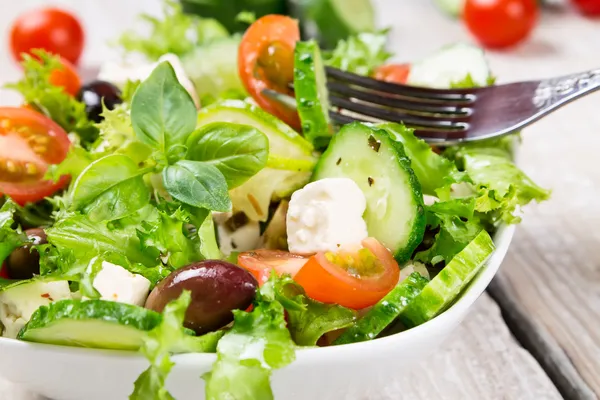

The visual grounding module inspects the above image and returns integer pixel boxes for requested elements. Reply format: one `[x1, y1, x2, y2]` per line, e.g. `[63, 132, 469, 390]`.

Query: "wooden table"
[0, 1, 599, 399]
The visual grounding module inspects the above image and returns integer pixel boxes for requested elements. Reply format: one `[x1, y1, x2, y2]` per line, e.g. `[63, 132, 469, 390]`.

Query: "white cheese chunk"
[98, 53, 199, 107]
[89, 262, 151, 307]
[0, 281, 71, 338]
[214, 213, 261, 256]
[286, 178, 368, 254]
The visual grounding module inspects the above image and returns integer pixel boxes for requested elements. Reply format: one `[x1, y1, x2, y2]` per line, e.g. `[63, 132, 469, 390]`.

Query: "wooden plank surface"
[384, 294, 562, 400]
[0, 0, 599, 399]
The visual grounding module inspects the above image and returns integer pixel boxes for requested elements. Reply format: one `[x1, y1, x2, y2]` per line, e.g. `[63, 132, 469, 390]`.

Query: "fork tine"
[328, 108, 470, 141]
[327, 81, 471, 114]
[329, 95, 470, 128]
[326, 67, 477, 102]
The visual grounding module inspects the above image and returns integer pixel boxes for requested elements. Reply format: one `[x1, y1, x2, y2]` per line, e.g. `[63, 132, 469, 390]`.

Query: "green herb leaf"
[70, 154, 151, 222]
[5, 50, 98, 146]
[131, 62, 197, 157]
[186, 122, 269, 188]
[45, 146, 99, 183]
[204, 276, 295, 400]
[323, 30, 391, 76]
[163, 161, 231, 212]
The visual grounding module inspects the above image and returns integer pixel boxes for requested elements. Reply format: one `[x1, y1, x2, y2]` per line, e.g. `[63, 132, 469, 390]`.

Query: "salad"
[0, 3, 550, 399]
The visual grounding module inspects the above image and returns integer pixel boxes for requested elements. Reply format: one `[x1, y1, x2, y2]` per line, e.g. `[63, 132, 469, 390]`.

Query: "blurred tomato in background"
[10, 7, 85, 65]
[570, 0, 600, 15]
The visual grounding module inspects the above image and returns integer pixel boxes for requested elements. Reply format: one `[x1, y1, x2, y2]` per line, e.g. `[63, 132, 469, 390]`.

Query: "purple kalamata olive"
[6, 228, 47, 279]
[145, 260, 258, 334]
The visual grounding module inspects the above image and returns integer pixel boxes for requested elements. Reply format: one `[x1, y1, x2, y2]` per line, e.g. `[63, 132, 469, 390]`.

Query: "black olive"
[6, 228, 47, 280]
[76, 80, 122, 123]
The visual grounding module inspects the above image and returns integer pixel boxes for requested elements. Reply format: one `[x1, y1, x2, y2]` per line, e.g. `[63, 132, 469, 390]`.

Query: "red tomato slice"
[464, 0, 538, 49]
[373, 63, 411, 84]
[10, 7, 85, 65]
[0, 107, 71, 205]
[238, 249, 309, 285]
[49, 58, 81, 96]
[293, 238, 400, 309]
[238, 15, 301, 129]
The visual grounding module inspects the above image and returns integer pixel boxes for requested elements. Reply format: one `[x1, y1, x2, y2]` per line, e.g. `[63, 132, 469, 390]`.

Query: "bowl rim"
[0, 224, 516, 363]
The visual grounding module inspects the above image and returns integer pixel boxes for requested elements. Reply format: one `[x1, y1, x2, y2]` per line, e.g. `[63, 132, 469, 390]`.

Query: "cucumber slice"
[197, 100, 317, 221]
[407, 43, 490, 89]
[312, 123, 426, 262]
[298, 0, 376, 48]
[181, 36, 246, 103]
[334, 272, 429, 345]
[434, 0, 465, 17]
[294, 40, 332, 147]
[400, 230, 495, 328]
[18, 299, 162, 350]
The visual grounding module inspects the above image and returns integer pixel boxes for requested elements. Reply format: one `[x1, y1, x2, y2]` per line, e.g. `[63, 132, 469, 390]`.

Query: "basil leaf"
[163, 160, 231, 212]
[186, 122, 269, 188]
[131, 61, 197, 156]
[70, 154, 150, 222]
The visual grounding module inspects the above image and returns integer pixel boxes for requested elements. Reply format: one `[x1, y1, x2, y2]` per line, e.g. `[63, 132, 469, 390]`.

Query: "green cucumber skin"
[334, 272, 429, 345]
[18, 299, 162, 349]
[294, 40, 332, 147]
[313, 122, 426, 263]
[400, 230, 495, 327]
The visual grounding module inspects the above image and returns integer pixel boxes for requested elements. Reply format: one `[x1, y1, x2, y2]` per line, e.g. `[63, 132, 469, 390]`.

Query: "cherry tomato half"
[0, 107, 71, 205]
[49, 58, 81, 96]
[238, 249, 309, 285]
[464, 0, 538, 49]
[10, 7, 85, 65]
[373, 63, 411, 84]
[570, 0, 600, 15]
[293, 238, 400, 309]
[238, 15, 301, 129]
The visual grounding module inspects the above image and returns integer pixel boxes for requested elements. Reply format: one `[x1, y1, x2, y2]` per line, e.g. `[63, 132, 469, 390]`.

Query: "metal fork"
[264, 66, 600, 145]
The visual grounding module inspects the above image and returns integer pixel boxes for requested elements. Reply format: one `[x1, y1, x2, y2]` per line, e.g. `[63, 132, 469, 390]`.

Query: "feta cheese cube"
[286, 178, 369, 254]
[90, 262, 151, 307]
[0, 281, 71, 338]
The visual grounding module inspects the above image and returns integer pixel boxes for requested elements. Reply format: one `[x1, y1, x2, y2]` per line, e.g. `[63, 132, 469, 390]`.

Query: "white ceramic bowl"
[0, 225, 514, 400]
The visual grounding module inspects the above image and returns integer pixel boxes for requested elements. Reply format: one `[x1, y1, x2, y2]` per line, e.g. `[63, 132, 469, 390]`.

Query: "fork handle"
[533, 68, 600, 109]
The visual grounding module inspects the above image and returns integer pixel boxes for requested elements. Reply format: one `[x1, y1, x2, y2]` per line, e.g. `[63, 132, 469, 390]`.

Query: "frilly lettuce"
[324, 30, 391, 76]
[118, 0, 228, 61]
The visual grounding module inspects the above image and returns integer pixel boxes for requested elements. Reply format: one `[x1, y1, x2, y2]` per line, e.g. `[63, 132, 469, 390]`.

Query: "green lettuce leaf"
[448, 139, 550, 225]
[136, 204, 202, 268]
[93, 103, 153, 165]
[415, 198, 482, 265]
[272, 276, 357, 346]
[5, 50, 98, 146]
[380, 123, 465, 197]
[130, 291, 193, 400]
[118, 0, 228, 60]
[204, 276, 295, 400]
[323, 30, 391, 76]
[0, 200, 28, 266]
